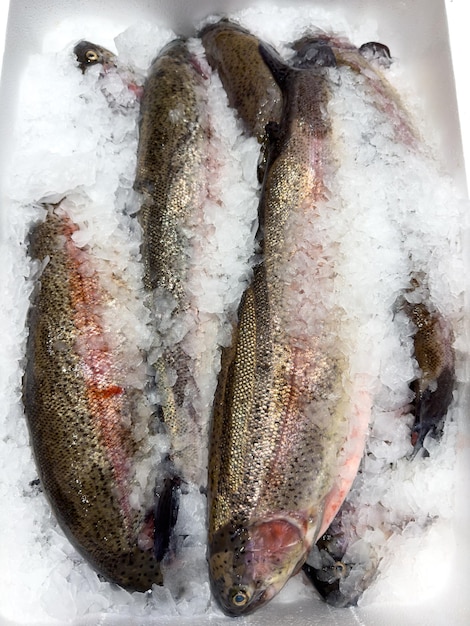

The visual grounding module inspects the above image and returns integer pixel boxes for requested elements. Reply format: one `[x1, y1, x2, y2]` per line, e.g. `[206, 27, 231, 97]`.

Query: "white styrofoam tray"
[0, 1, 469, 625]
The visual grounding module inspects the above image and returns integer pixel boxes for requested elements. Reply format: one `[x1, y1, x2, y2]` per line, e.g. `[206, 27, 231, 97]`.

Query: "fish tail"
[153, 475, 181, 561]
[258, 39, 336, 93]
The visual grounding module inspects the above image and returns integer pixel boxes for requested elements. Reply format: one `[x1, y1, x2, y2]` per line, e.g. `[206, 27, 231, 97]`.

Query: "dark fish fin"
[73, 40, 116, 74]
[359, 42, 392, 68]
[265, 121, 282, 142]
[257, 137, 270, 183]
[258, 43, 292, 91]
[153, 476, 181, 561]
[410, 366, 455, 456]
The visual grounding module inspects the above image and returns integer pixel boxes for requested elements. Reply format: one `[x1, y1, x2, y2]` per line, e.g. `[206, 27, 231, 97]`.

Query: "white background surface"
[446, 0, 470, 191]
[0, 1, 468, 625]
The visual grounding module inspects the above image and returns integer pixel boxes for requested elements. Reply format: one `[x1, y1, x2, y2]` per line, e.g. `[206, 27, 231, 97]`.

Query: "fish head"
[209, 516, 311, 616]
[73, 40, 117, 74]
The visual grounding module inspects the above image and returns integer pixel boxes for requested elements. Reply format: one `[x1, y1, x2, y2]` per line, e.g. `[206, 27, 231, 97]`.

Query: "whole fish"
[200, 19, 282, 178]
[208, 40, 371, 616]
[23, 202, 162, 591]
[134, 39, 214, 555]
[295, 37, 456, 605]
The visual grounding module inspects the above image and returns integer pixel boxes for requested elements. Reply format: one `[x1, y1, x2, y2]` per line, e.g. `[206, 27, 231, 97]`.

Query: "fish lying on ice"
[296, 35, 457, 606]
[134, 38, 215, 560]
[207, 39, 372, 616]
[23, 200, 162, 591]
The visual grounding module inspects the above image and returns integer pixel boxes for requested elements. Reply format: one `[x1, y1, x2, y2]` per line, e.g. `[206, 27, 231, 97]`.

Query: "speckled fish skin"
[406, 302, 455, 452]
[134, 39, 212, 503]
[135, 38, 209, 297]
[200, 20, 282, 144]
[208, 41, 369, 617]
[23, 207, 162, 591]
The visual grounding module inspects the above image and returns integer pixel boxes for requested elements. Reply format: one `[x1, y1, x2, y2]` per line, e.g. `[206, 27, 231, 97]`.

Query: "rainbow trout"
[296, 37, 456, 449]
[23, 202, 162, 591]
[406, 302, 455, 452]
[208, 40, 371, 616]
[134, 39, 214, 557]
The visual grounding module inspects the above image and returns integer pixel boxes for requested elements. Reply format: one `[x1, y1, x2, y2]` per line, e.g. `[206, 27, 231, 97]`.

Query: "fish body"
[134, 38, 214, 542]
[200, 20, 283, 181]
[23, 204, 162, 591]
[295, 36, 457, 606]
[135, 38, 209, 301]
[208, 42, 370, 616]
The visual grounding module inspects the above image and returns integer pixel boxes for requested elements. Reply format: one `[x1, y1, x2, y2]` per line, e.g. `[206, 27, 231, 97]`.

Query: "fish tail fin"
[153, 475, 181, 561]
[258, 43, 292, 91]
[259, 39, 336, 92]
[291, 39, 337, 69]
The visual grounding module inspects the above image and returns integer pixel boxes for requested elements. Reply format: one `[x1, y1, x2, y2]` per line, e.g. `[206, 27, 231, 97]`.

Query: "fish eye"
[85, 49, 99, 63]
[333, 561, 348, 578]
[230, 587, 250, 607]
